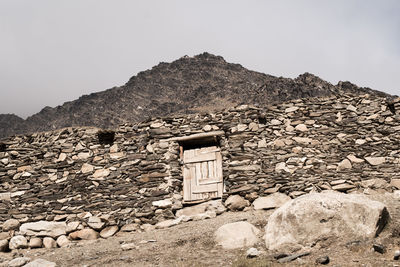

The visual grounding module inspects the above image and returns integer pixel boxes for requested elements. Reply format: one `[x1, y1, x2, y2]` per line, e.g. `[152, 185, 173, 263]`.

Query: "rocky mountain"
[0, 52, 391, 139]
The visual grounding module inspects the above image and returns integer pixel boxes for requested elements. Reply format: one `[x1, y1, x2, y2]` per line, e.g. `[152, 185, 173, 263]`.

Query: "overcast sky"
[1, 0, 399, 118]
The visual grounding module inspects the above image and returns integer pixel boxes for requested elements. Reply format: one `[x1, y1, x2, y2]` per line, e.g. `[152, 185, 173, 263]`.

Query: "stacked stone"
[0, 93, 399, 246]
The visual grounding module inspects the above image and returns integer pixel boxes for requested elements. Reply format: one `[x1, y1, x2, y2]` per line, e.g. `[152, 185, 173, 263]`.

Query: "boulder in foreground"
[215, 221, 260, 249]
[264, 191, 389, 251]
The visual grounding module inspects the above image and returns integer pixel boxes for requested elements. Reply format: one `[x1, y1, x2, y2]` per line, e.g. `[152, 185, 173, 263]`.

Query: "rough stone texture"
[337, 159, 352, 171]
[252, 193, 291, 210]
[43, 237, 57, 248]
[2, 219, 20, 231]
[176, 200, 226, 218]
[100, 226, 119, 238]
[9, 235, 28, 250]
[87, 216, 104, 230]
[152, 199, 172, 208]
[225, 195, 249, 211]
[391, 179, 400, 189]
[120, 224, 139, 232]
[8, 257, 31, 267]
[20, 221, 67, 238]
[69, 229, 99, 240]
[264, 191, 389, 251]
[0, 239, 8, 252]
[28, 237, 42, 248]
[365, 157, 386, 166]
[155, 218, 182, 229]
[0, 52, 388, 139]
[56, 235, 70, 247]
[0, 93, 398, 238]
[215, 221, 260, 249]
[24, 259, 57, 267]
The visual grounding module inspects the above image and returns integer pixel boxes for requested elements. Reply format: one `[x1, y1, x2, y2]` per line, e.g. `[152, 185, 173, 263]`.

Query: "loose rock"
[87, 216, 104, 230]
[24, 259, 57, 267]
[56, 235, 70, 247]
[29, 237, 43, 248]
[253, 193, 291, 210]
[121, 242, 138, 251]
[69, 228, 99, 240]
[100, 226, 119, 238]
[373, 243, 386, 254]
[225, 195, 249, 211]
[9, 235, 28, 250]
[215, 221, 260, 249]
[246, 247, 260, 258]
[2, 219, 20, 231]
[43, 237, 57, 248]
[315, 256, 330, 265]
[7, 257, 31, 267]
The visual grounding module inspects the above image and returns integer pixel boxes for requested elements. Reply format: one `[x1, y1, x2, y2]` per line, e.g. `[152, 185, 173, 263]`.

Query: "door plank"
[198, 179, 220, 185]
[195, 163, 201, 185]
[184, 152, 216, 164]
[201, 161, 208, 179]
[208, 160, 214, 178]
[183, 149, 196, 201]
[192, 183, 220, 193]
[215, 151, 223, 181]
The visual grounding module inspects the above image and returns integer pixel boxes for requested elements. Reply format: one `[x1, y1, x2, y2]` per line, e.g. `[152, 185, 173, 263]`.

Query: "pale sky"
[1, 0, 399, 118]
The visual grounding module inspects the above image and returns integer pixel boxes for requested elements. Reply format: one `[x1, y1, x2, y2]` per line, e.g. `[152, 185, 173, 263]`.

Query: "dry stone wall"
[0, 93, 399, 247]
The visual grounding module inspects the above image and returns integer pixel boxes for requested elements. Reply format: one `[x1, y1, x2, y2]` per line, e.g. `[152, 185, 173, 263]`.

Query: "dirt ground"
[2, 192, 400, 267]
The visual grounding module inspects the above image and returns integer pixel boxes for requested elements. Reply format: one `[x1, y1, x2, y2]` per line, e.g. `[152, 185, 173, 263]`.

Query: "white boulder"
[264, 191, 389, 251]
[215, 221, 260, 249]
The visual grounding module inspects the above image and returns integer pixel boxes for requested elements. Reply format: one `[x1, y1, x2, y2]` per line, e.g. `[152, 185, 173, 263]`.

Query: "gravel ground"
[1, 192, 400, 267]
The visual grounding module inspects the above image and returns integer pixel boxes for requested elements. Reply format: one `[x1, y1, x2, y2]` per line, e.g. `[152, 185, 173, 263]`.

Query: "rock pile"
[0, 93, 399, 252]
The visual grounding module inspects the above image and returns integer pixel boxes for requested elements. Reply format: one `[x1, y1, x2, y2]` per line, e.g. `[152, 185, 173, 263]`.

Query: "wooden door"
[183, 146, 223, 202]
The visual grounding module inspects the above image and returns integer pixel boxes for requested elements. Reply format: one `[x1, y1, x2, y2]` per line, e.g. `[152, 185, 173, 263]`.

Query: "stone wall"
[0, 93, 400, 230]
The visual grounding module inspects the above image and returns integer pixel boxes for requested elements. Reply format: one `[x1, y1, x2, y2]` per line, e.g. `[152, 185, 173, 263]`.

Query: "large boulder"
[264, 191, 389, 251]
[215, 221, 260, 249]
[20, 221, 67, 238]
[252, 193, 291, 210]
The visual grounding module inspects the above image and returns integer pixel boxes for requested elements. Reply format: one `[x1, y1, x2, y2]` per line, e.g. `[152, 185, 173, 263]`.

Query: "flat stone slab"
[253, 193, 291, 210]
[20, 221, 67, 238]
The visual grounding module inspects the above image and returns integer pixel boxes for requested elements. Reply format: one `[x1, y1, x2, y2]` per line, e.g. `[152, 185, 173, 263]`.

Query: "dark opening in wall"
[179, 135, 220, 150]
[258, 114, 267, 124]
[97, 130, 115, 145]
[387, 102, 396, 114]
[0, 143, 6, 152]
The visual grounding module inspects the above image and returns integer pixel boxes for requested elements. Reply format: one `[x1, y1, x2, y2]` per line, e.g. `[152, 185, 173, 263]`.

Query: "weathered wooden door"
[183, 146, 223, 202]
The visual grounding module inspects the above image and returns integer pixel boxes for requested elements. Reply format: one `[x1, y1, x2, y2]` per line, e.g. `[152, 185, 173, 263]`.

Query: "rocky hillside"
[0, 52, 391, 139]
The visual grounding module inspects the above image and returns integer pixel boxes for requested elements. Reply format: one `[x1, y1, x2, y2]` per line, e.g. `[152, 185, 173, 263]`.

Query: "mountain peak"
[0, 54, 391, 139]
